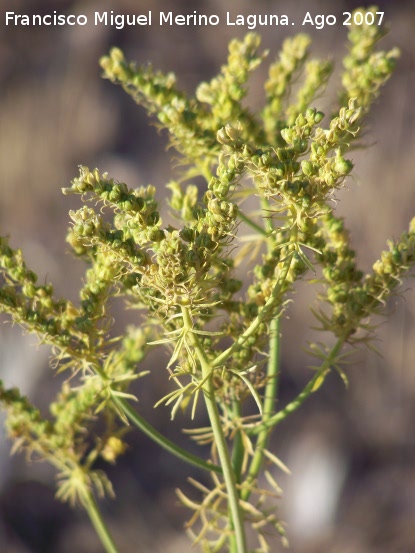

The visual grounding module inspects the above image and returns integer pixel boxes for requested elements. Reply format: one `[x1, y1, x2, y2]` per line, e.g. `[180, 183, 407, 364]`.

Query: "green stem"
[82, 489, 119, 553]
[250, 337, 345, 435]
[238, 210, 269, 236]
[182, 306, 248, 553]
[241, 205, 280, 500]
[265, 317, 281, 419]
[110, 394, 222, 474]
[86, 356, 221, 474]
[260, 196, 275, 236]
[241, 316, 281, 501]
[230, 398, 244, 484]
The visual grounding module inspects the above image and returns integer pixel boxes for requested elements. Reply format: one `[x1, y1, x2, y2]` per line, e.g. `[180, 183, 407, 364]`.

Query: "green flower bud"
[280, 128, 294, 144]
[195, 82, 214, 104]
[147, 211, 160, 226]
[222, 278, 242, 294]
[179, 227, 194, 243]
[301, 160, 314, 177]
[296, 113, 307, 127]
[305, 108, 316, 121]
[147, 228, 165, 242]
[334, 155, 353, 175]
[194, 233, 211, 250]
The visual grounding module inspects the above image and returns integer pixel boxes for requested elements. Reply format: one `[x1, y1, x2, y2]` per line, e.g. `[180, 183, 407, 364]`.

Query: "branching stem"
[110, 394, 222, 474]
[181, 306, 248, 553]
[250, 337, 345, 435]
[241, 195, 281, 501]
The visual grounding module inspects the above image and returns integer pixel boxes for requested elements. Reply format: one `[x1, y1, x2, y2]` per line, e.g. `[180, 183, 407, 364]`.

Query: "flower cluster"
[1, 8, 413, 553]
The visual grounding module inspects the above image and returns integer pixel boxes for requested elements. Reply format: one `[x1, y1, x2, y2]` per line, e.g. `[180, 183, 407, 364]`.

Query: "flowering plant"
[0, 7, 411, 553]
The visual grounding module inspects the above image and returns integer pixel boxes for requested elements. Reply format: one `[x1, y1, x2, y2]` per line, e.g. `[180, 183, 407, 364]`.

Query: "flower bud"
[217, 128, 230, 145]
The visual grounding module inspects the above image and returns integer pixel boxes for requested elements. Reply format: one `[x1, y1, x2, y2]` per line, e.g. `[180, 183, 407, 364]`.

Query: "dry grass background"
[1, 0, 415, 551]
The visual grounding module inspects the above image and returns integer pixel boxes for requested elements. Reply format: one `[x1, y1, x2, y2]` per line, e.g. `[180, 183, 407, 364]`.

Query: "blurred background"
[1, 0, 415, 551]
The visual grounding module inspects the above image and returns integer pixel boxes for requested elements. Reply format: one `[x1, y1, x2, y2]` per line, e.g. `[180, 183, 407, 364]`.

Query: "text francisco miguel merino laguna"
[4, 10, 294, 30]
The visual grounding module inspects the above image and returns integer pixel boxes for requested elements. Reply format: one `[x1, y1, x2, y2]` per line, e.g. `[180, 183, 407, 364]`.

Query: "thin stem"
[82, 489, 119, 553]
[260, 196, 275, 236]
[230, 398, 244, 484]
[264, 314, 281, 420]
[111, 394, 222, 474]
[241, 202, 280, 500]
[238, 210, 269, 236]
[241, 316, 281, 501]
[182, 306, 248, 553]
[249, 337, 345, 435]
[85, 356, 221, 474]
